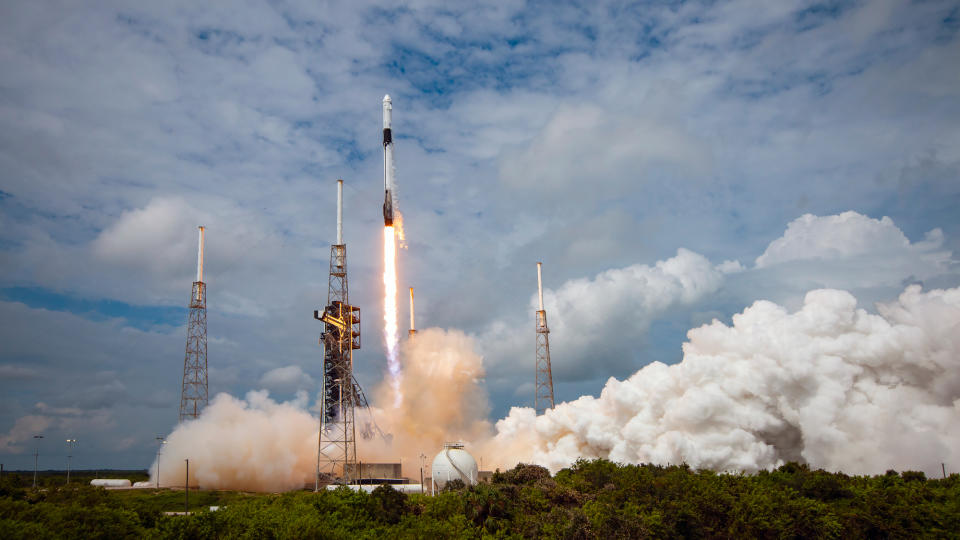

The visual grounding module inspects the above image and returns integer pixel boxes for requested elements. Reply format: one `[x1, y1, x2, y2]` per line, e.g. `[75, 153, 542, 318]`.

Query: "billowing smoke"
[151, 284, 960, 489]
[150, 328, 490, 491]
[152, 390, 318, 491]
[481, 285, 960, 476]
[359, 328, 492, 465]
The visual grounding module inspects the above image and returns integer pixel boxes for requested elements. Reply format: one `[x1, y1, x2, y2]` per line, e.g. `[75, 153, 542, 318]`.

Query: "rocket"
[382, 94, 394, 226]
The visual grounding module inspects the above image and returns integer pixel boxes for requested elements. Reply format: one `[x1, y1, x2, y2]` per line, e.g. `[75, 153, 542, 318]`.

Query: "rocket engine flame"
[394, 212, 408, 249]
[383, 225, 401, 406]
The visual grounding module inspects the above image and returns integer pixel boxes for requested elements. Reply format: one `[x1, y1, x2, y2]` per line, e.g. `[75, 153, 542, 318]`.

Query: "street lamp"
[419, 453, 427, 494]
[155, 437, 166, 489]
[65, 439, 77, 485]
[32, 435, 44, 488]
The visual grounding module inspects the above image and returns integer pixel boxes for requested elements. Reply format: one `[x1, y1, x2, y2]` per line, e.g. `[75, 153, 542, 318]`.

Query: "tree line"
[1, 459, 958, 538]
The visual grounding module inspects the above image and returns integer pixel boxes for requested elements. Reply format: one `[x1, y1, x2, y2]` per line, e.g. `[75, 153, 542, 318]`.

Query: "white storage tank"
[90, 479, 132, 488]
[431, 442, 478, 488]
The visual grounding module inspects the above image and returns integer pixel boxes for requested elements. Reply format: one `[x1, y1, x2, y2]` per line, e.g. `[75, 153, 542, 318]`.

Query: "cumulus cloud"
[258, 365, 315, 392]
[92, 197, 201, 275]
[746, 212, 955, 297]
[499, 102, 710, 201]
[481, 248, 727, 380]
[756, 211, 949, 271]
[0, 415, 53, 452]
[482, 284, 960, 477]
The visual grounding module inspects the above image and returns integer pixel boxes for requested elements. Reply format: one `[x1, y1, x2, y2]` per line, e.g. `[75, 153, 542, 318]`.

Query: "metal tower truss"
[535, 308, 555, 415]
[314, 242, 362, 485]
[180, 226, 208, 422]
[535, 262, 555, 415]
[180, 280, 208, 421]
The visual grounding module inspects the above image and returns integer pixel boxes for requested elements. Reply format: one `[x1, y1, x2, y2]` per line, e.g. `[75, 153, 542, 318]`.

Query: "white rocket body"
[382, 94, 395, 226]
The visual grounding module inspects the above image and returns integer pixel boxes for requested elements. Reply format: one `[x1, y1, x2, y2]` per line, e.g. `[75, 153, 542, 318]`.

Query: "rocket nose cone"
[383, 94, 391, 102]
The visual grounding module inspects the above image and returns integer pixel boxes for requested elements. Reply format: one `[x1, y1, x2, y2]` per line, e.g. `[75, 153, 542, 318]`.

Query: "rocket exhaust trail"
[384, 226, 400, 406]
[382, 94, 401, 406]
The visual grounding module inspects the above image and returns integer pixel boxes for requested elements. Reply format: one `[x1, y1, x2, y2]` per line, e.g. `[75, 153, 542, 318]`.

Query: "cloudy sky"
[1, 0, 958, 470]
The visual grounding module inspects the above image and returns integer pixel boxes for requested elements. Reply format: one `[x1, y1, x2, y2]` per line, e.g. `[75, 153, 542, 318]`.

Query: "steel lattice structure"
[535, 262, 555, 415]
[313, 179, 366, 487]
[179, 279, 208, 421]
[315, 243, 362, 485]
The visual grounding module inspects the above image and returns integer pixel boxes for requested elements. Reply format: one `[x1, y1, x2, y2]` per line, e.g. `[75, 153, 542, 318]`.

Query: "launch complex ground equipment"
[535, 262, 555, 415]
[180, 226, 209, 422]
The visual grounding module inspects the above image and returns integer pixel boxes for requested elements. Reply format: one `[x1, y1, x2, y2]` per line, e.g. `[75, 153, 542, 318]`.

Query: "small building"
[344, 462, 403, 481]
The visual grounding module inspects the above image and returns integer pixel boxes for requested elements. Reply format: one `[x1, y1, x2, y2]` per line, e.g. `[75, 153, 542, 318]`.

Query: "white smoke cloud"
[152, 328, 492, 491]
[150, 283, 960, 489]
[153, 391, 318, 491]
[481, 284, 960, 477]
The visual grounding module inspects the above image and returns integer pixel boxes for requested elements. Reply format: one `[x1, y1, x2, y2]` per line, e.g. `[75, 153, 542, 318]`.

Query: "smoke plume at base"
[480, 285, 960, 476]
[151, 284, 960, 490]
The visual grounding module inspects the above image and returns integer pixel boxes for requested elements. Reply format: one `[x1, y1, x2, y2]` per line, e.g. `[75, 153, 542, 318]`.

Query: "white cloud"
[498, 102, 710, 201]
[0, 415, 53, 453]
[751, 211, 953, 292]
[756, 211, 946, 268]
[481, 248, 727, 380]
[259, 365, 315, 392]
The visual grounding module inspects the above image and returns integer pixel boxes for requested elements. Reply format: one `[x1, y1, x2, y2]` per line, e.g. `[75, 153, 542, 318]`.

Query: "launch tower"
[179, 226, 209, 422]
[535, 262, 555, 415]
[314, 179, 362, 486]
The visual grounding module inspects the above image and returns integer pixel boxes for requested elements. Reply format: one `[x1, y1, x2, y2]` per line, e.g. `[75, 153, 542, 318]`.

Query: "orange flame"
[394, 212, 408, 249]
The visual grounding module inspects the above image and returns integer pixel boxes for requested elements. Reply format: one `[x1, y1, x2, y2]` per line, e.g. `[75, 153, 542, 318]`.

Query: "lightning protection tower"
[179, 226, 208, 422]
[535, 262, 555, 415]
[313, 179, 362, 486]
[408, 287, 417, 338]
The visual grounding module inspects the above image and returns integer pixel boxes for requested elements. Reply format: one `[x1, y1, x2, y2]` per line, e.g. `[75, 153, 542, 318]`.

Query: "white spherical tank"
[431, 442, 478, 488]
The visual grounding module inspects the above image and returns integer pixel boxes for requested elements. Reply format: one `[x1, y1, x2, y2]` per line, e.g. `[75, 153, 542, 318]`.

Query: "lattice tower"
[535, 262, 555, 415]
[314, 179, 362, 486]
[180, 226, 208, 422]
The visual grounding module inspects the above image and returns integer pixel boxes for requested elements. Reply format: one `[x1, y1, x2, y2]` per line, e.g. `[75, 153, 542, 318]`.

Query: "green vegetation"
[1, 460, 958, 538]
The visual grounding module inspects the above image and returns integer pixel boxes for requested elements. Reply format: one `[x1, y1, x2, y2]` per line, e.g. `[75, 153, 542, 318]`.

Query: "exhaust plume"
[481, 284, 960, 476]
[150, 328, 489, 491]
[150, 284, 960, 490]
[383, 225, 401, 406]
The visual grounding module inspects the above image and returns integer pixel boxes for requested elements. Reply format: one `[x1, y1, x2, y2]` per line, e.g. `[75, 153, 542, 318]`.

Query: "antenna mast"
[179, 226, 209, 421]
[535, 262, 555, 415]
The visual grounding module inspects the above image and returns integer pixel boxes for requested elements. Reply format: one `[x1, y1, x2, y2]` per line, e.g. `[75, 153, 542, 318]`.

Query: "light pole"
[32, 435, 44, 488]
[65, 439, 77, 485]
[184, 459, 189, 513]
[155, 437, 166, 489]
[419, 453, 427, 494]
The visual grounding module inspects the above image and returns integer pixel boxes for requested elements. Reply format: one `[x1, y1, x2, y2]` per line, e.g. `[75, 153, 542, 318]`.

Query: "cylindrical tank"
[90, 479, 132, 488]
[431, 442, 478, 488]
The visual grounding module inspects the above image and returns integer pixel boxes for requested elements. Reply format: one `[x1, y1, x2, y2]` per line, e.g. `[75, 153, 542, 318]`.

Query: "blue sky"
[0, 0, 958, 469]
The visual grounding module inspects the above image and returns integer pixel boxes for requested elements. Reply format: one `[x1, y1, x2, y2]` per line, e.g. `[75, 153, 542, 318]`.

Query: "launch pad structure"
[180, 226, 209, 422]
[535, 262, 555, 415]
[314, 179, 365, 487]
